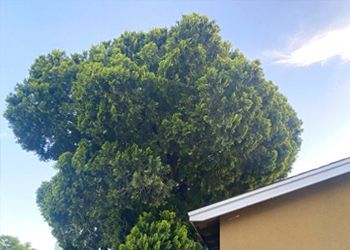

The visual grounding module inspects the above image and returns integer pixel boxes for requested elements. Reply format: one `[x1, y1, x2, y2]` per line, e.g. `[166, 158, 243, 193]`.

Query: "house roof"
[188, 157, 350, 249]
[189, 157, 350, 223]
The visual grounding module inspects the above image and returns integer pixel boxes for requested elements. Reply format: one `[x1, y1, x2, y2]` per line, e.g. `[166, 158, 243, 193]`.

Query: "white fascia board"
[189, 157, 350, 222]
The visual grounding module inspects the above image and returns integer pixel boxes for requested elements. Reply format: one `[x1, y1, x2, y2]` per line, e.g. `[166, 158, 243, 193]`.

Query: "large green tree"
[5, 14, 302, 249]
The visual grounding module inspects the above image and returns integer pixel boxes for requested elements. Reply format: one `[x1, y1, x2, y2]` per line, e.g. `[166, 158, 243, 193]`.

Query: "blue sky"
[1, 1, 350, 249]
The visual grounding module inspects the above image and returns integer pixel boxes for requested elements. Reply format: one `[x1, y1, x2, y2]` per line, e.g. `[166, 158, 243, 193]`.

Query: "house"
[188, 157, 350, 250]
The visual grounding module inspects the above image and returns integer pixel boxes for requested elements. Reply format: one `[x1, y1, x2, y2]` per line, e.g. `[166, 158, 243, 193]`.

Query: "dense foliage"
[5, 14, 302, 249]
[119, 211, 202, 250]
[0, 235, 36, 250]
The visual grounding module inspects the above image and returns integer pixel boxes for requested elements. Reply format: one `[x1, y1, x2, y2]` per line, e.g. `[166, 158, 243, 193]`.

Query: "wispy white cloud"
[268, 25, 350, 67]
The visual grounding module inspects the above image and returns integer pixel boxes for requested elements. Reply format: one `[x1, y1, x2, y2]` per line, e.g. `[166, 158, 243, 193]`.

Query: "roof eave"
[189, 157, 350, 223]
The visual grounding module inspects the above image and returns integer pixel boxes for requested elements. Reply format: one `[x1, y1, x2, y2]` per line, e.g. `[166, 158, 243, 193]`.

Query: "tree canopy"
[0, 235, 36, 250]
[5, 14, 302, 249]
